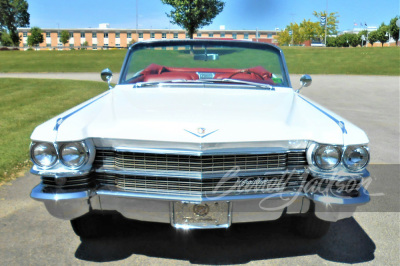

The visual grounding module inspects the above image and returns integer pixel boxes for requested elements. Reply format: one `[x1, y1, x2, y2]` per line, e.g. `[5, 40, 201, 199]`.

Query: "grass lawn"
[0, 47, 399, 75]
[0, 78, 106, 182]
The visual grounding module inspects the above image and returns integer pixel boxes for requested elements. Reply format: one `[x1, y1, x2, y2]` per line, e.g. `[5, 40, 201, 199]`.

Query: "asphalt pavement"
[0, 74, 399, 265]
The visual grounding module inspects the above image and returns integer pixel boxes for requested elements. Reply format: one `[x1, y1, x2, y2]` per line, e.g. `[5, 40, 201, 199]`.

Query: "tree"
[335, 34, 350, 47]
[326, 36, 336, 47]
[388, 16, 399, 46]
[347, 33, 361, 47]
[0, 0, 30, 45]
[0, 31, 13, 46]
[376, 23, 389, 47]
[277, 29, 290, 45]
[161, 0, 225, 39]
[60, 30, 70, 47]
[299, 19, 320, 41]
[313, 11, 339, 41]
[27, 26, 43, 47]
[368, 31, 378, 46]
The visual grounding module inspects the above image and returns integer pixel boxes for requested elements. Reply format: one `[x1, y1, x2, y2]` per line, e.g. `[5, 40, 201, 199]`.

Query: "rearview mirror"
[296, 74, 312, 93]
[101, 68, 113, 89]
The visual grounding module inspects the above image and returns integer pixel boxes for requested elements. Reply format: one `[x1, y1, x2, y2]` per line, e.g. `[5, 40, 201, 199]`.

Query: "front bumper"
[31, 183, 370, 225]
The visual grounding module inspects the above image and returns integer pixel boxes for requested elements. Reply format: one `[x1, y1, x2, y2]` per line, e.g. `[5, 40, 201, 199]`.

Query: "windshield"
[120, 40, 290, 88]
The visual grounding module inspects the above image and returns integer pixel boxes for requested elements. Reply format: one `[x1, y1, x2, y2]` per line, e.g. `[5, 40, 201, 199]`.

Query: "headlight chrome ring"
[31, 142, 58, 168]
[59, 142, 89, 169]
[313, 145, 341, 170]
[343, 146, 369, 171]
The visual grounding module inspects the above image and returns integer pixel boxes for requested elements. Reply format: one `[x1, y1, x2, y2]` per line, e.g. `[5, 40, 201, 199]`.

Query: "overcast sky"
[28, 0, 399, 31]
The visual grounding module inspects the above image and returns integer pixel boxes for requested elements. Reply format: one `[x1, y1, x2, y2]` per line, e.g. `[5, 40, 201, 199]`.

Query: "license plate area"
[171, 201, 231, 229]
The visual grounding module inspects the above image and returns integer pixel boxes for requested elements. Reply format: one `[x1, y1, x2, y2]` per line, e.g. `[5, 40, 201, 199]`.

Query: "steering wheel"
[228, 70, 265, 80]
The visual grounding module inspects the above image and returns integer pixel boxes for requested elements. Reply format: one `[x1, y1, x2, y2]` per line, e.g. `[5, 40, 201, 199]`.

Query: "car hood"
[32, 85, 368, 146]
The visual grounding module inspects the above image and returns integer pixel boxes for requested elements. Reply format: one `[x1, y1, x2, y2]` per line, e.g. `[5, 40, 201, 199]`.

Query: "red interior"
[129, 63, 275, 85]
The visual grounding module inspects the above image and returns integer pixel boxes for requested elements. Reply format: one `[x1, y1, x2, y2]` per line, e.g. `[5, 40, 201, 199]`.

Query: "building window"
[232, 33, 237, 39]
[46, 32, 50, 37]
[209, 33, 213, 37]
[70, 32, 73, 38]
[69, 44, 74, 48]
[23, 32, 27, 37]
[116, 33, 120, 38]
[186, 33, 189, 38]
[139, 32, 143, 38]
[127, 33, 131, 38]
[57, 32, 61, 37]
[267, 33, 272, 38]
[162, 33, 166, 39]
[244, 33, 249, 39]
[46, 43, 51, 47]
[116, 44, 120, 48]
[197, 33, 202, 37]
[93, 32, 97, 38]
[220, 32, 225, 38]
[93, 44, 97, 50]
[150, 32, 155, 38]
[257, 32, 261, 38]
[173, 33, 178, 39]
[104, 33, 108, 38]
[81, 32, 85, 38]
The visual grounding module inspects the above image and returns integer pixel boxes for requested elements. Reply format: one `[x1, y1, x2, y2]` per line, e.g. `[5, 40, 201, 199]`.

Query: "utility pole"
[324, 0, 328, 46]
[136, 0, 138, 39]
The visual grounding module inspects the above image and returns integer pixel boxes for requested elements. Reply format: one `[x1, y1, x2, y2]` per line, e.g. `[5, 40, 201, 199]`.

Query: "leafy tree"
[27, 26, 43, 47]
[161, 0, 225, 39]
[313, 11, 339, 41]
[0, 0, 30, 45]
[128, 39, 136, 46]
[388, 16, 399, 46]
[376, 23, 389, 47]
[299, 19, 320, 41]
[60, 30, 70, 47]
[335, 34, 349, 47]
[368, 31, 378, 46]
[0, 31, 13, 46]
[277, 29, 290, 45]
[347, 33, 361, 47]
[326, 36, 336, 47]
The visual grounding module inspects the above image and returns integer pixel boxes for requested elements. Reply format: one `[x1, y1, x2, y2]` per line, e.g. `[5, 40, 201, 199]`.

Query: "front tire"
[294, 213, 331, 239]
[70, 213, 113, 238]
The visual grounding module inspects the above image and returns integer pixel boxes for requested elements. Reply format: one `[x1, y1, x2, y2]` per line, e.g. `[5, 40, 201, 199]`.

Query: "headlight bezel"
[312, 144, 342, 170]
[30, 142, 58, 169]
[343, 145, 370, 171]
[307, 142, 370, 172]
[59, 141, 90, 169]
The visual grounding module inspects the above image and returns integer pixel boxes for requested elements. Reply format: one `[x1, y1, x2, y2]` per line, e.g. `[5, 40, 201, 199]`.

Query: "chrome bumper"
[31, 184, 370, 224]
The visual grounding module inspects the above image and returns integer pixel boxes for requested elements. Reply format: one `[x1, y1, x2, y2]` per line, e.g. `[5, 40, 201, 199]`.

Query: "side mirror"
[296, 74, 312, 93]
[101, 68, 113, 89]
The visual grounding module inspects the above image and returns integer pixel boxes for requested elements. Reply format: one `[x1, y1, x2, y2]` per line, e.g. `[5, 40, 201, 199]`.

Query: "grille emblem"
[193, 204, 210, 216]
[184, 128, 219, 138]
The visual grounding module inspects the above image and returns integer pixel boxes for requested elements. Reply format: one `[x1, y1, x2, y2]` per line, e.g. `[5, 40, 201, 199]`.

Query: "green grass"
[0, 47, 399, 75]
[281, 47, 400, 75]
[0, 78, 106, 182]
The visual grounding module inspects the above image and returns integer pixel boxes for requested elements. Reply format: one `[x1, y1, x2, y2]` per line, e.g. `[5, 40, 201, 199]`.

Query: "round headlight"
[60, 142, 88, 168]
[343, 146, 369, 171]
[314, 145, 341, 170]
[31, 143, 58, 168]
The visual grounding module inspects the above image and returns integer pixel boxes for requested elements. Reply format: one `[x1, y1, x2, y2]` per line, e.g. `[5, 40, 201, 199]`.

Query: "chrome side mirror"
[101, 68, 113, 89]
[296, 74, 312, 93]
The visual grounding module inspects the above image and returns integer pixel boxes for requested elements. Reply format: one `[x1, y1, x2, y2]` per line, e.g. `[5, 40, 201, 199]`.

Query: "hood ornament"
[184, 128, 219, 138]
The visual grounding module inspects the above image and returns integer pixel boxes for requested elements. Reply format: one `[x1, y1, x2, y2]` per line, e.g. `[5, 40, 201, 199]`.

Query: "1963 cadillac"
[30, 40, 370, 238]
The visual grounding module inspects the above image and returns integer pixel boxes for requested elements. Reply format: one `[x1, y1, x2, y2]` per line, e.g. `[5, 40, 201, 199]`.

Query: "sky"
[28, 0, 399, 32]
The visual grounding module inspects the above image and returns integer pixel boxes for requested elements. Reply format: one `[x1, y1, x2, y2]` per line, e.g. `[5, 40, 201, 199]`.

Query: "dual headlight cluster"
[30, 142, 89, 169]
[312, 144, 369, 171]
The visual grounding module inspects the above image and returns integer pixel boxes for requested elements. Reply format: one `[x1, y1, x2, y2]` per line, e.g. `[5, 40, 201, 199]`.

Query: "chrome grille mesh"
[94, 150, 306, 173]
[96, 173, 306, 196]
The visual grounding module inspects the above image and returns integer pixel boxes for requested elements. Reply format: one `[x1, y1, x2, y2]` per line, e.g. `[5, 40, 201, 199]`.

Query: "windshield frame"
[118, 39, 292, 88]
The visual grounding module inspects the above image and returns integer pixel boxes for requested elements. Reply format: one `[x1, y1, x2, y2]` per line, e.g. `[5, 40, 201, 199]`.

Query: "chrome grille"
[42, 175, 93, 189]
[96, 172, 306, 196]
[94, 150, 307, 174]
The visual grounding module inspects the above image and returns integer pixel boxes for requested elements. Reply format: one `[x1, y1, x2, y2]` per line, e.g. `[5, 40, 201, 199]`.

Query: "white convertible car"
[30, 40, 370, 238]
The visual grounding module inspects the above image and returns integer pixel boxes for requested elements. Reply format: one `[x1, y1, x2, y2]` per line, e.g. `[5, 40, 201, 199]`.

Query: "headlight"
[343, 146, 369, 171]
[59, 142, 88, 168]
[31, 143, 58, 168]
[313, 145, 341, 170]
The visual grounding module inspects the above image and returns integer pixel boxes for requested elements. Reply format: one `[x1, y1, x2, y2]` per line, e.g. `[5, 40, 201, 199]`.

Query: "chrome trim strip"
[297, 95, 347, 134]
[30, 167, 91, 177]
[53, 91, 110, 131]
[94, 168, 306, 179]
[184, 129, 219, 139]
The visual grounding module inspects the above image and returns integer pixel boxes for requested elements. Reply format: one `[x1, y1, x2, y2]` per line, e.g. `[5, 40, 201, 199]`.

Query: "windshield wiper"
[134, 79, 189, 87]
[199, 78, 274, 90]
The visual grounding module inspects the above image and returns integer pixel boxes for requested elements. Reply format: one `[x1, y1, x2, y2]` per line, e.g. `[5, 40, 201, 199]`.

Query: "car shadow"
[75, 215, 375, 264]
